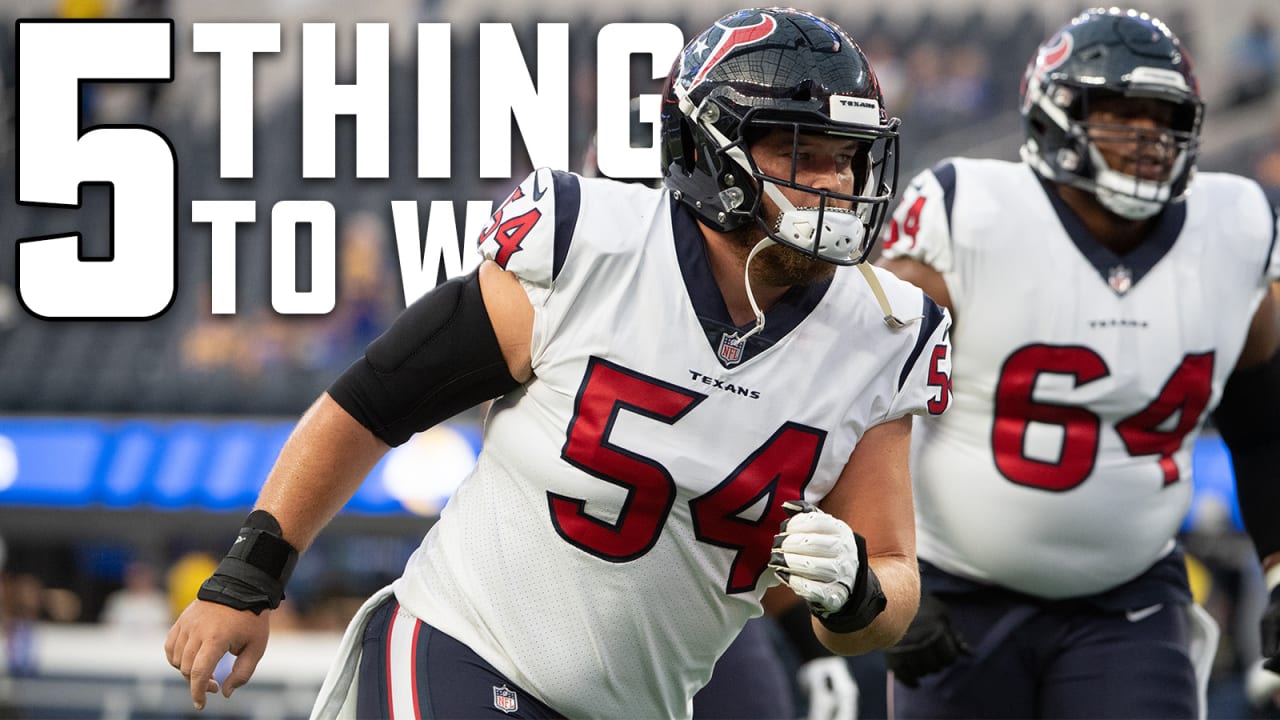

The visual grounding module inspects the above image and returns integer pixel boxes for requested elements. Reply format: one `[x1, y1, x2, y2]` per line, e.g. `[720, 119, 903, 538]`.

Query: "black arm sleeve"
[1213, 348, 1280, 560]
[327, 269, 521, 447]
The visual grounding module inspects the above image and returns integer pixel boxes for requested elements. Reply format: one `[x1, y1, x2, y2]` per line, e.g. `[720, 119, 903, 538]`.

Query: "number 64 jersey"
[393, 169, 952, 719]
[881, 157, 1280, 600]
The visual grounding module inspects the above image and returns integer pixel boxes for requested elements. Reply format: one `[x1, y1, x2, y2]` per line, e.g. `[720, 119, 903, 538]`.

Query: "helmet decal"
[1038, 31, 1073, 76]
[1022, 31, 1073, 111]
[688, 14, 778, 90]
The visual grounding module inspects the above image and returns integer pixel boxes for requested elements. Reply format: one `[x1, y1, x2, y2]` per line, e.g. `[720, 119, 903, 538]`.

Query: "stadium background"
[1, 0, 1279, 717]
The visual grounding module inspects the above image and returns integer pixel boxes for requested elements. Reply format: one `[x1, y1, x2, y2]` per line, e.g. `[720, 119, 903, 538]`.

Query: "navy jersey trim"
[898, 295, 945, 391]
[551, 170, 582, 282]
[1265, 203, 1278, 281]
[671, 199, 832, 368]
[933, 161, 958, 237]
[1040, 178, 1185, 294]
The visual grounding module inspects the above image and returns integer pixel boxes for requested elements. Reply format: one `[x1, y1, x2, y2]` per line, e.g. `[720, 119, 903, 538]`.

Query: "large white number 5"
[18, 21, 175, 319]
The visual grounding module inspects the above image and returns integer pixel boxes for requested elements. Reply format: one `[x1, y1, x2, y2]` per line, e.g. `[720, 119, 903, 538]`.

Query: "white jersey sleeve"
[867, 267, 953, 423]
[477, 167, 566, 305]
[880, 164, 956, 267]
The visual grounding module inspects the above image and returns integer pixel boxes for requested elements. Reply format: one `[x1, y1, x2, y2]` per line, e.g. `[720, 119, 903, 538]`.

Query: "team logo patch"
[717, 331, 746, 366]
[1107, 264, 1133, 294]
[493, 685, 519, 714]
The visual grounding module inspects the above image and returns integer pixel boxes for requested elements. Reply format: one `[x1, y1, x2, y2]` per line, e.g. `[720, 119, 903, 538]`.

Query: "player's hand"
[884, 593, 970, 687]
[1261, 584, 1280, 673]
[769, 500, 861, 615]
[164, 600, 271, 710]
[796, 656, 858, 720]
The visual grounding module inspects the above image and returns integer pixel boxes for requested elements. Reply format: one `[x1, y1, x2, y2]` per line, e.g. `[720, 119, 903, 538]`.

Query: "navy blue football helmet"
[660, 8, 900, 265]
[1021, 8, 1203, 219]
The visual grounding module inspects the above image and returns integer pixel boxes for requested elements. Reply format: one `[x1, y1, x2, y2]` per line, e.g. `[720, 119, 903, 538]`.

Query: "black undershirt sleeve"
[327, 269, 521, 447]
[1213, 348, 1280, 561]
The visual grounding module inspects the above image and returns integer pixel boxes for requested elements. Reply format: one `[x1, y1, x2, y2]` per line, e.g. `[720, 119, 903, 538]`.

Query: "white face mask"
[1085, 141, 1187, 221]
[757, 152, 875, 264]
[767, 189, 869, 263]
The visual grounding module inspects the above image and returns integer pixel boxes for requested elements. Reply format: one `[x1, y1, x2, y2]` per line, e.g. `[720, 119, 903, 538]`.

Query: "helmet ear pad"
[661, 97, 757, 233]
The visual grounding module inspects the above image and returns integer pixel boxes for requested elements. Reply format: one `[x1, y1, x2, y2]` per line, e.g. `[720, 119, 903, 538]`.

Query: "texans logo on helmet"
[1022, 31, 1073, 109]
[1035, 32, 1073, 79]
[689, 14, 777, 89]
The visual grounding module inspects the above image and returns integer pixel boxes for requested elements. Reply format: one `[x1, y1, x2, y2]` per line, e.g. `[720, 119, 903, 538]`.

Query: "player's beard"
[736, 229, 836, 286]
[726, 197, 840, 287]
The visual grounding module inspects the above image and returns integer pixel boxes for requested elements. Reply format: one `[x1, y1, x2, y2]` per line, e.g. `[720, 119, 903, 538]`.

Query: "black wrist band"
[197, 510, 299, 614]
[813, 531, 887, 634]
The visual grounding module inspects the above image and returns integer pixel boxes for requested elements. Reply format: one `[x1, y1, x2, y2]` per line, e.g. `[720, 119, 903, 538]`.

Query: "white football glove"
[770, 500, 861, 615]
[796, 656, 858, 720]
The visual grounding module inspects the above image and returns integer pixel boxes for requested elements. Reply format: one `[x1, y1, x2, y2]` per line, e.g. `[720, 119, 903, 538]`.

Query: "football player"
[166, 8, 953, 719]
[878, 8, 1280, 718]
[585, 96, 862, 720]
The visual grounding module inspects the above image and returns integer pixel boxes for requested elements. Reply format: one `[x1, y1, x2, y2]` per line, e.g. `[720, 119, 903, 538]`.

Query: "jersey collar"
[670, 199, 832, 368]
[1040, 177, 1186, 296]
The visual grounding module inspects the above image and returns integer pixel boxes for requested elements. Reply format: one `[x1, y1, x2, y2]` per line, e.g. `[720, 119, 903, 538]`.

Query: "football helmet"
[660, 8, 900, 265]
[1020, 8, 1203, 220]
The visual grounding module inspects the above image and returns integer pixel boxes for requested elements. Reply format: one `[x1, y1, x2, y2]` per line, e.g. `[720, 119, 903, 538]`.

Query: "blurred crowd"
[0, 5, 1277, 414]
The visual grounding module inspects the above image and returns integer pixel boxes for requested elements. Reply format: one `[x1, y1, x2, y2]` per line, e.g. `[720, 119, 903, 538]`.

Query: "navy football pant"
[693, 616, 795, 719]
[891, 595, 1197, 719]
[356, 596, 797, 718]
[356, 596, 564, 719]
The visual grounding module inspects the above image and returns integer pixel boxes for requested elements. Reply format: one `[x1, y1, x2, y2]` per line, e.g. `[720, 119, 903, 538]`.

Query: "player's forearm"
[253, 392, 391, 552]
[815, 552, 919, 655]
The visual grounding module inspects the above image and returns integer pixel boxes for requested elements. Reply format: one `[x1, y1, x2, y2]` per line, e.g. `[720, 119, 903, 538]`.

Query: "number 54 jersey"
[881, 157, 1280, 600]
[393, 169, 952, 719]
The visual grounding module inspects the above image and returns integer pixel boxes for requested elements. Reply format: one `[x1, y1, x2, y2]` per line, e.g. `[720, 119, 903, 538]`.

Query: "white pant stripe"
[387, 603, 421, 720]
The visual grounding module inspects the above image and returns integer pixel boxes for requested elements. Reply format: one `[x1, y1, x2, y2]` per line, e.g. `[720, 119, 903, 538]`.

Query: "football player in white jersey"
[585, 98, 863, 720]
[878, 8, 1280, 718]
[164, 8, 953, 719]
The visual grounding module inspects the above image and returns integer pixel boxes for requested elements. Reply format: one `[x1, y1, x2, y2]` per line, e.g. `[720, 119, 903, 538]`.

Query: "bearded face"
[724, 214, 837, 288]
[725, 129, 866, 286]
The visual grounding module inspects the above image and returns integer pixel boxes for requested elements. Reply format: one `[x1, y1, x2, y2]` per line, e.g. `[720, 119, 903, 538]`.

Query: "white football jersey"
[881, 157, 1280, 599]
[393, 168, 952, 719]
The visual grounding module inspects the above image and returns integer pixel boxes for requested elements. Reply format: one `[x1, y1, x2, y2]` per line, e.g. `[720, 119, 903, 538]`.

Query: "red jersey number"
[479, 186, 543, 268]
[555, 357, 824, 593]
[992, 345, 1213, 491]
[883, 195, 927, 252]
[926, 343, 952, 415]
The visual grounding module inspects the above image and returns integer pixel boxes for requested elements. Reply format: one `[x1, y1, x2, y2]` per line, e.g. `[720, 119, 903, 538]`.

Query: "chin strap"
[857, 263, 922, 329]
[742, 240, 921, 340]
[736, 236, 774, 343]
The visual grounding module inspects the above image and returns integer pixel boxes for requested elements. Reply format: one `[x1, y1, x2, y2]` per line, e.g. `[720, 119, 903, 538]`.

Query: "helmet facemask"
[1024, 81, 1201, 220]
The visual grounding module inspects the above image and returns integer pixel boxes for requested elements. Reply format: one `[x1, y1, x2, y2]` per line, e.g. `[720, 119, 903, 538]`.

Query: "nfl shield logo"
[718, 332, 746, 366]
[1107, 265, 1133, 295]
[493, 685, 519, 714]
